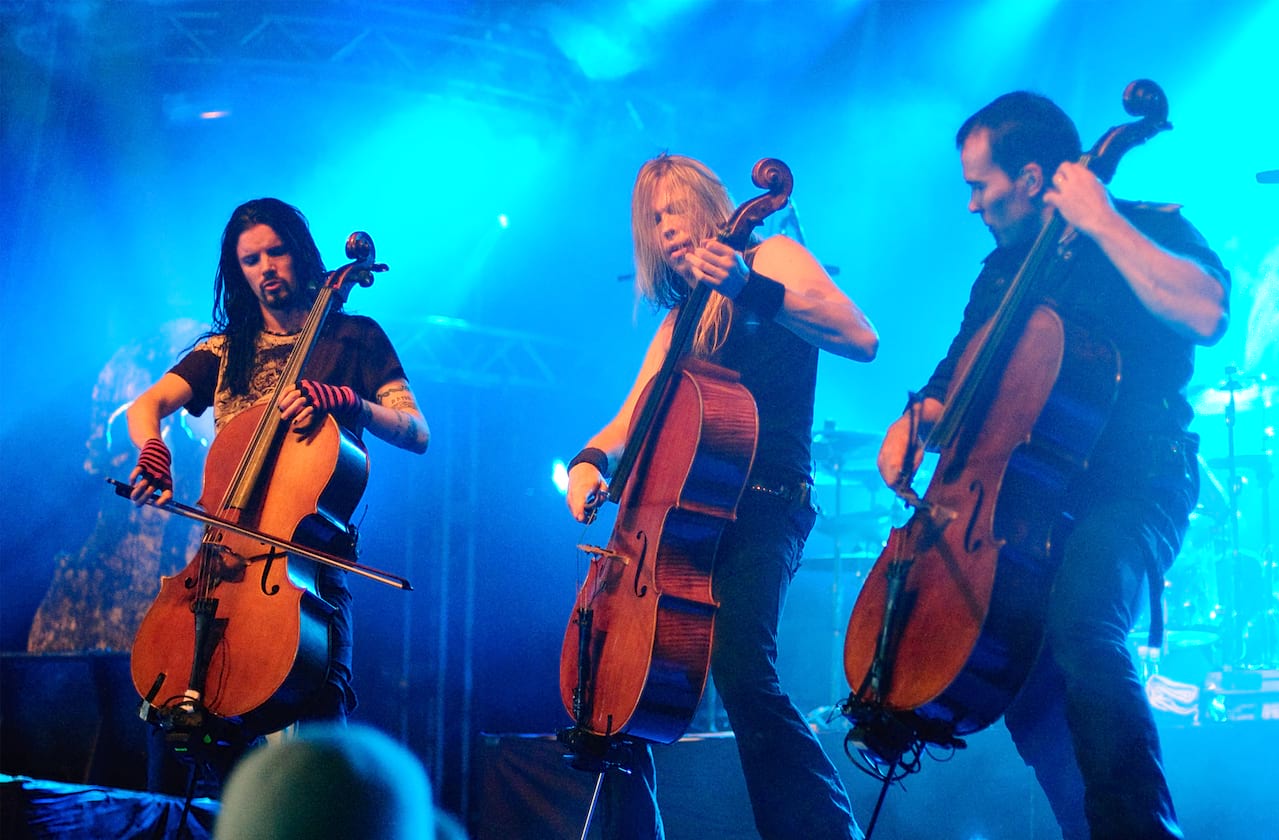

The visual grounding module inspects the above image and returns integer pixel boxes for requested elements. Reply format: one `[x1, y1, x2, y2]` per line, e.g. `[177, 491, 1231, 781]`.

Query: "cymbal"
[1128, 628, 1219, 649]
[1193, 454, 1232, 520]
[812, 427, 878, 471]
[1190, 376, 1274, 415]
[799, 551, 881, 573]
[1207, 452, 1274, 476]
[812, 468, 882, 487]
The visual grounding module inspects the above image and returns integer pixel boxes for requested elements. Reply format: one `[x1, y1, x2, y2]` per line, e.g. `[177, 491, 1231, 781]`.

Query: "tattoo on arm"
[371, 383, 424, 447]
[376, 384, 412, 404]
[382, 411, 420, 445]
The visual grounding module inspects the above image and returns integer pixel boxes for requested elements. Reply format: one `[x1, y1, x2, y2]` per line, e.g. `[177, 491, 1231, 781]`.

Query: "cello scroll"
[719, 158, 794, 250]
[324, 231, 388, 295]
[1084, 79, 1171, 183]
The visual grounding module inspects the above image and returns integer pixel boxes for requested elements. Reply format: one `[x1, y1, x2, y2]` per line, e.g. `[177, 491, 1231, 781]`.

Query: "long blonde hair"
[631, 154, 737, 357]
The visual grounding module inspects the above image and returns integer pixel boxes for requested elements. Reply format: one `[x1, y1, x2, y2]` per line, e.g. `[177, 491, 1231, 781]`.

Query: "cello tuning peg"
[359, 264, 388, 286]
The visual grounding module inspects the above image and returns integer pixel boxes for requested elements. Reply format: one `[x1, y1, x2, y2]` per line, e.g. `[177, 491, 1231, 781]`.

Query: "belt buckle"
[797, 482, 814, 510]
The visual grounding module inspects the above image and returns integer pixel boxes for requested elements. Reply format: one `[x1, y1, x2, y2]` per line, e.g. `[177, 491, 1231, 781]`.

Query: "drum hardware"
[814, 508, 893, 542]
[1190, 377, 1275, 416]
[808, 421, 883, 712]
[1193, 366, 1275, 668]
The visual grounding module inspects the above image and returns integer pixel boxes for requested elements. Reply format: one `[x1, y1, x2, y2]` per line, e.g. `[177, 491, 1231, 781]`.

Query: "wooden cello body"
[843, 81, 1172, 745]
[130, 232, 383, 736]
[130, 408, 368, 734]
[560, 360, 757, 743]
[844, 307, 1118, 737]
[560, 159, 793, 744]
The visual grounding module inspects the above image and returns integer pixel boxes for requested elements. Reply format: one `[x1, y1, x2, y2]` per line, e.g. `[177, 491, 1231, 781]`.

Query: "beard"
[258, 276, 299, 310]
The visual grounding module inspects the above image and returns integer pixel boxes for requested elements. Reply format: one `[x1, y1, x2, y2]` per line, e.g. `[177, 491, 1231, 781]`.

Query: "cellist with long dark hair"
[565, 154, 879, 840]
[126, 197, 428, 729]
[874, 93, 1228, 839]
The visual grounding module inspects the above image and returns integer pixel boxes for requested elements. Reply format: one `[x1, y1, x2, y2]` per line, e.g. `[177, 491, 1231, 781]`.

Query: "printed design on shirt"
[199, 333, 299, 432]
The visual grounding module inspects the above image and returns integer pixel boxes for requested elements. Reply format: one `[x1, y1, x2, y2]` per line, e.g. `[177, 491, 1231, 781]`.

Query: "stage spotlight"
[498, 214, 509, 229]
[163, 92, 233, 125]
[552, 460, 569, 495]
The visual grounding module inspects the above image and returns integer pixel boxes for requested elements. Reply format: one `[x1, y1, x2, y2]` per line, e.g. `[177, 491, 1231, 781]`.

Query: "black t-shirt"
[171, 313, 406, 434]
[920, 201, 1229, 469]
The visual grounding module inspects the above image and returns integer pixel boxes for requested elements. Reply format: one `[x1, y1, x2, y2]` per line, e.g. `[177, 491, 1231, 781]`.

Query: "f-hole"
[260, 547, 281, 596]
[632, 531, 649, 597]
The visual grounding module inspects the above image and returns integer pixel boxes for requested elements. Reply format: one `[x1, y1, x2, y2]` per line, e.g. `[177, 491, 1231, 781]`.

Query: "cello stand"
[837, 489, 965, 836]
[140, 691, 254, 837]
[839, 553, 924, 772]
[557, 726, 641, 840]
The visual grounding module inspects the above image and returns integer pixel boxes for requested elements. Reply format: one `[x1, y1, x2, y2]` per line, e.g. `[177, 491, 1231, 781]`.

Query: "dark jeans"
[604, 489, 861, 840]
[297, 564, 356, 726]
[1004, 433, 1197, 840]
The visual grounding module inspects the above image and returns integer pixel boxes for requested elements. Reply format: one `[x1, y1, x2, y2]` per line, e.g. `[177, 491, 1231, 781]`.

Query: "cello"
[129, 232, 394, 737]
[843, 81, 1173, 755]
[559, 159, 792, 746]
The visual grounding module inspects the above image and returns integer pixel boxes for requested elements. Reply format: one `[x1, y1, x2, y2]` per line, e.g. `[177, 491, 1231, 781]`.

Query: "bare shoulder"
[752, 234, 831, 288]
[754, 233, 812, 262]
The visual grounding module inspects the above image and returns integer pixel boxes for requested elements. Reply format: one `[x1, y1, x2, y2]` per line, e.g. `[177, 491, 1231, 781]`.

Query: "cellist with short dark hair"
[870, 89, 1227, 839]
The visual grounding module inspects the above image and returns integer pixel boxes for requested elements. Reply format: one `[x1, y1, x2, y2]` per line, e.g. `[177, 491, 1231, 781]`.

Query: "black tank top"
[710, 304, 818, 487]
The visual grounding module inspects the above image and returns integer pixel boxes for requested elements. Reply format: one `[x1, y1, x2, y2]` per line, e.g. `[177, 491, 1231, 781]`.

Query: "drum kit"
[1138, 367, 1277, 683]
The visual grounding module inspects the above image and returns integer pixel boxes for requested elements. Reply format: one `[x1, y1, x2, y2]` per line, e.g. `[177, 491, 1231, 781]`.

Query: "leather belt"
[747, 481, 813, 508]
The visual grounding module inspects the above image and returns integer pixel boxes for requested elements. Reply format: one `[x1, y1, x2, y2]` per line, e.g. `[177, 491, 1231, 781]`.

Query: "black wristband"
[734, 270, 785, 320]
[568, 446, 609, 476]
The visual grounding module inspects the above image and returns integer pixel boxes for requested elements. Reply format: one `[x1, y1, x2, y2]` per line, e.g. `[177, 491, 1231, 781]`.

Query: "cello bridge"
[577, 544, 626, 565]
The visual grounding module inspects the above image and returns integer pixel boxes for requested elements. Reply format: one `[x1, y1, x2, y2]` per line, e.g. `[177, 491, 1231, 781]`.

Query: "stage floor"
[469, 718, 1279, 839]
[3, 718, 1276, 839]
[0, 774, 218, 840]
[3, 652, 1276, 838]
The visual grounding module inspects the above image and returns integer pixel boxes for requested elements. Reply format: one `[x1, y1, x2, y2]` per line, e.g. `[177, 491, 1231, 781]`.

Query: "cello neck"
[607, 281, 715, 502]
[223, 284, 341, 512]
[928, 211, 1068, 452]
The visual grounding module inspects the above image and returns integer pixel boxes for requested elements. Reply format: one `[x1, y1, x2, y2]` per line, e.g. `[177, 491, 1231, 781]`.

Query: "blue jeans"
[1004, 433, 1196, 840]
[604, 489, 861, 840]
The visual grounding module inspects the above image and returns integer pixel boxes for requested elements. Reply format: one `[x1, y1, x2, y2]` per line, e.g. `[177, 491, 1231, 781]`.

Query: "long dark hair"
[210, 198, 328, 395]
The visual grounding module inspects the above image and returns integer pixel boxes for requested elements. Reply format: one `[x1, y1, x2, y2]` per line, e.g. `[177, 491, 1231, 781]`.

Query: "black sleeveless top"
[709, 301, 818, 488]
